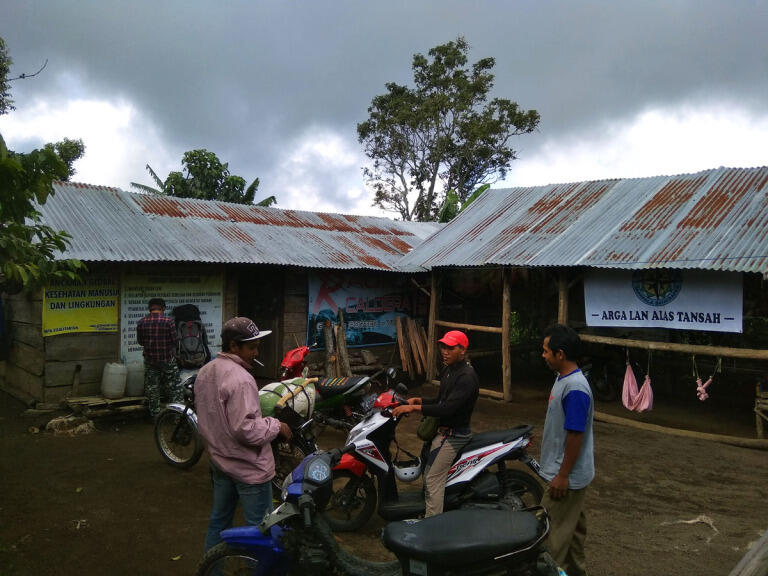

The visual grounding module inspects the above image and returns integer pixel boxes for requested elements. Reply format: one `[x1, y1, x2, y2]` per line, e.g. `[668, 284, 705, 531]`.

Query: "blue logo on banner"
[632, 270, 682, 306]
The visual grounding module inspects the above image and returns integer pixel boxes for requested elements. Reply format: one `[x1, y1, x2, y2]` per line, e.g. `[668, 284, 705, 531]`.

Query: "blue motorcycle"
[195, 447, 562, 576]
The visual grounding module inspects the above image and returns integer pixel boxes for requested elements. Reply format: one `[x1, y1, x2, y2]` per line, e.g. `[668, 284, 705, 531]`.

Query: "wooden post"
[336, 309, 352, 377]
[557, 270, 568, 325]
[502, 268, 512, 401]
[426, 270, 440, 383]
[323, 320, 335, 377]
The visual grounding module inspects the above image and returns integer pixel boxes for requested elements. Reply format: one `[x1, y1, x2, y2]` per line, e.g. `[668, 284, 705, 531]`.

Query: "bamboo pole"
[728, 526, 768, 576]
[434, 320, 503, 334]
[595, 411, 768, 449]
[581, 334, 768, 361]
[502, 268, 512, 401]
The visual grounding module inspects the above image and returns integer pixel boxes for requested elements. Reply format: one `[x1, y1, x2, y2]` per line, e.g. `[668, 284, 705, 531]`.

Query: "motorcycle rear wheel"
[154, 410, 204, 469]
[323, 471, 377, 532]
[500, 469, 544, 508]
[195, 543, 261, 576]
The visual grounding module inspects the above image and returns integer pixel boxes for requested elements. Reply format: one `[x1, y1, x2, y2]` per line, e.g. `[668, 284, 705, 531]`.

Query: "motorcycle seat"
[315, 376, 369, 397]
[462, 424, 532, 453]
[382, 509, 542, 567]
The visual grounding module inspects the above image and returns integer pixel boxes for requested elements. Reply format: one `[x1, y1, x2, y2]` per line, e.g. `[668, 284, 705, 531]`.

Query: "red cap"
[438, 330, 469, 348]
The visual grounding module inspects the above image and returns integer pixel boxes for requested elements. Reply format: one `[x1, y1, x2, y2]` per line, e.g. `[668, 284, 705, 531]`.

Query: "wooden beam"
[557, 270, 568, 324]
[502, 268, 512, 401]
[426, 271, 439, 382]
[581, 334, 768, 361]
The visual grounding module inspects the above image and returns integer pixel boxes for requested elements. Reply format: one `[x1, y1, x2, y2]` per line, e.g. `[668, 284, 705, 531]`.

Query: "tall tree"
[0, 37, 86, 293]
[358, 37, 540, 221]
[131, 149, 276, 207]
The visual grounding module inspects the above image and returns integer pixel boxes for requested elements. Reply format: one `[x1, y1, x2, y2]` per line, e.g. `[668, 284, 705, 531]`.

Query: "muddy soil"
[1, 379, 766, 576]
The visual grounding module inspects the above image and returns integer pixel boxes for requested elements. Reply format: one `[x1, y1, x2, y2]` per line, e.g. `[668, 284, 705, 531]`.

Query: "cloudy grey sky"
[2, 1, 767, 217]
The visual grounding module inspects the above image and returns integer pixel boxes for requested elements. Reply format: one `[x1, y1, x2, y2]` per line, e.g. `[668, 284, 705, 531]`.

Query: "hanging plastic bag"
[621, 361, 639, 411]
[622, 350, 653, 413]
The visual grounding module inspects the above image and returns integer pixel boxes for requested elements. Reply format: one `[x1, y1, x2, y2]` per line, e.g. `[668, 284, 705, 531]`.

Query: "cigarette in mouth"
[253, 358, 265, 367]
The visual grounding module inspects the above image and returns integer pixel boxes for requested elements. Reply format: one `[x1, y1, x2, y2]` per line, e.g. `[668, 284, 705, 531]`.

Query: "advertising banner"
[121, 272, 223, 364]
[42, 275, 119, 336]
[584, 269, 742, 332]
[308, 271, 427, 348]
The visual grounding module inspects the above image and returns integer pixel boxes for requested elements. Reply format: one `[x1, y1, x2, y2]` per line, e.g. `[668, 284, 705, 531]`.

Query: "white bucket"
[101, 362, 127, 399]
[125, 361, 145, 397]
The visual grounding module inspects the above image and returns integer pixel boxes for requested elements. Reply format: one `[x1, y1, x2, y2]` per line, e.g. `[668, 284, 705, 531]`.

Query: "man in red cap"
[392, 329, 479, 516]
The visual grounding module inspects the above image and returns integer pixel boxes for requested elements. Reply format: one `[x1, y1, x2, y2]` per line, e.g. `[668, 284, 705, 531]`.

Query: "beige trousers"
[541, 486, 589, 576]
[423, 433, 469, 517]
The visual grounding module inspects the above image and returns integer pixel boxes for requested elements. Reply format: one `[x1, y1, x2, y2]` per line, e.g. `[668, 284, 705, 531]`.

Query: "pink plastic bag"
[622, 363, 653, 412]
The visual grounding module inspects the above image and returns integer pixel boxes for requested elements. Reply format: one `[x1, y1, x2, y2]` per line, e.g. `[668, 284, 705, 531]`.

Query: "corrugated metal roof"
[398, 166, 768, 275]
[40, 182, 443, 271]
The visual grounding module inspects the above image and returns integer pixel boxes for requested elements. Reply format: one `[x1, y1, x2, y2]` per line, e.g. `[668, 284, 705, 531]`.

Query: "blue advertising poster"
[307, 271, 426, 348]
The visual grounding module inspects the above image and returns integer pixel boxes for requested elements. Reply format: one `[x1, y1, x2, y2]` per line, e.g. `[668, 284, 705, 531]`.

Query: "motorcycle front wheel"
[323, 471, 377, 532]
[154, 410, 204, 469]
[195, 543, 262, 576]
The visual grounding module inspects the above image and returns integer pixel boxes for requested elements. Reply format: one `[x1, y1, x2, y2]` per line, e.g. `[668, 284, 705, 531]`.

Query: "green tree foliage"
[131, 149, 276, 207]
[0, 37, 86, 293]
[358, 37, 540, 221]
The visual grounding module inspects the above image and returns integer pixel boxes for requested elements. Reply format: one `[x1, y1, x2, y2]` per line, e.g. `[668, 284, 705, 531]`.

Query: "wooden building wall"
[3, 290, 119, 405]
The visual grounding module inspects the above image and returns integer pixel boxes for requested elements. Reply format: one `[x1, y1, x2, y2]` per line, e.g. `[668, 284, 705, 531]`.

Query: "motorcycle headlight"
[305, 457, 331, 484]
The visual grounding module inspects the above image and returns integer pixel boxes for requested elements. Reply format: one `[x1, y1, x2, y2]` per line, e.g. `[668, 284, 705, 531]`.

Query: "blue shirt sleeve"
[562, 389, 590, 432]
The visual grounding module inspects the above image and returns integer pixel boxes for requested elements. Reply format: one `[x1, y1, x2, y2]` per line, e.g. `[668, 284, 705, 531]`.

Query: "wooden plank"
[45, 333, 119, 361]
[9, 341, 44, 376]
[396, 317, 414, 375]
[581, 334, 768, 361]
[5, 292, 42, 324]
[8, 322, 44, 349]
[418, 324, 433, 376]
[406, 319, 423, 375]
[411, 319, 427, 373]
[434, 319, 503, 334]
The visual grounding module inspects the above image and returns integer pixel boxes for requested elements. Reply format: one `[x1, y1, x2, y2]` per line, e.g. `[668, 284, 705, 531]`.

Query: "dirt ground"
[1, 377, 767, 576]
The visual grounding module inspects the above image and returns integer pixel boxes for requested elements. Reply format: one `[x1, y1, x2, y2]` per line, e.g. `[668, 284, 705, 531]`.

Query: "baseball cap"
[438, 330, 469, 348]
[221, 317, 272, 343]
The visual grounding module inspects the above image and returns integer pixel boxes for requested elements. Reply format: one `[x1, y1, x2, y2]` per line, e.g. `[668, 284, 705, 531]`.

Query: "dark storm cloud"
[3, 0, 768, 208]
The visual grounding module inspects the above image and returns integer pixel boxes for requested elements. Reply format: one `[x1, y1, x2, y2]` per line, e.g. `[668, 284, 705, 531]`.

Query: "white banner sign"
[584, 270, 742, 332]
[121, 272, 224, 364]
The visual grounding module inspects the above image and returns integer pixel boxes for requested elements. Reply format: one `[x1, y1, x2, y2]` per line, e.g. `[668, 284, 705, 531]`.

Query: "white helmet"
[393, 458, 422, 482]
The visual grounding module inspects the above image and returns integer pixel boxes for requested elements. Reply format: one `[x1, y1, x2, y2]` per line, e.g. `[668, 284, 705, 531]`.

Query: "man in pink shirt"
[195, 317, 291, 551]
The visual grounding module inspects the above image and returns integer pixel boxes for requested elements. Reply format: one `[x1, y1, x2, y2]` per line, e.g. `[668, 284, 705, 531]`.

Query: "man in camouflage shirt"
[136, 298, 181, 418]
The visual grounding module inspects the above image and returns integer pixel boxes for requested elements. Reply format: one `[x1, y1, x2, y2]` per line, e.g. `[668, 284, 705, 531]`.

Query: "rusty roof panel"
[40, 182, 442, 271]
[399, 166, 768, 275]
